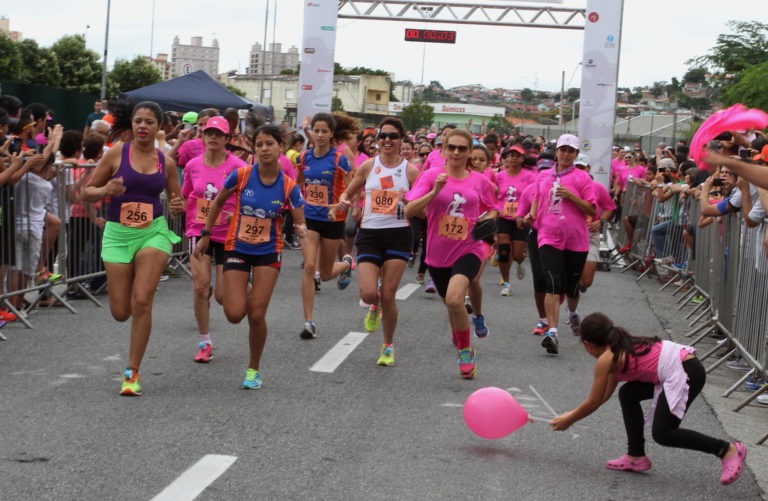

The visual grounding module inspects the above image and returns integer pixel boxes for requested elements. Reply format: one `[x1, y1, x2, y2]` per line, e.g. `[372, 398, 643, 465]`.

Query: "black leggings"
[528, 229, 546, 293]
[619, 358, 730, 458]
[538, 245, 587, 298]
[411, 217, 428, 275]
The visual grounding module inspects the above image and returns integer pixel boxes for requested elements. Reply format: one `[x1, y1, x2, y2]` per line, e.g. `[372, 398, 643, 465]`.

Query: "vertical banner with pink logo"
[298, 1, 338, 125]
[577, 0, 624, 189]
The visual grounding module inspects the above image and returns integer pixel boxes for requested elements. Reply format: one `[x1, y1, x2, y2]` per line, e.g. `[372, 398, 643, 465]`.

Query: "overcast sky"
[1, 1, 759, 92]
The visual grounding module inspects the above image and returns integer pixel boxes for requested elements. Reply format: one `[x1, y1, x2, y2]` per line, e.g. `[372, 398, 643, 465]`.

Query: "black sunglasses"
[418, 152, 429, 157]
[377, 132, 401, 141]
[445, 144, 469, 153]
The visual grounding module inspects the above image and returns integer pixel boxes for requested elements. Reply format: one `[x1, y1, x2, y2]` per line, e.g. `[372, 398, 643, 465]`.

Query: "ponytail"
[581, 313, 660, 372]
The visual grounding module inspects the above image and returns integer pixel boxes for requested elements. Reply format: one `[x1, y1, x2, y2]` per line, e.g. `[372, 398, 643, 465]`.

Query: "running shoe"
[120, 367, 142, 396]
[569, 313, 581, 337]
[499, 282, 511, 296]
[0, 309, 18, 322]
[499, 277, 505, 286]
[241, 368, 262, 389]
[490, 253, 499, 267]
[473, 315, 489, 338]
[757, 393, 768, 405]
[364, 304, 381, 332]
[457, 347, 476, 379]
[416, 273, 425, 285]
[194, 342, 212, 363]
[314, 272, 321, 292]
[542, 330, 559, 355]
[337, 255, 354, 290]
[516, 263, 526, 280]
[464, 296, 473, 315]
[424, 279, 436, 294]
[743, 377, 765, 392]
[158, 274, 170, 282]
[725, 358, 750, 372]
[532, 321, 549, 336]
[618, 242, 632, 253]
[300, 321, 317, 339]
[691, 295, 705, 304]
[377, 344, 395, 366]
[358, 298, 370, 309]
[408, 254, 416, 268]
[34, 269, 62, 285]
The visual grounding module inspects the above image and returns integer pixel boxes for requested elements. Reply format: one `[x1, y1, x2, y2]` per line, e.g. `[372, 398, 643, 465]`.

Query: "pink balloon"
[463, 387, 529, 439]
[691, 104, 768, 170]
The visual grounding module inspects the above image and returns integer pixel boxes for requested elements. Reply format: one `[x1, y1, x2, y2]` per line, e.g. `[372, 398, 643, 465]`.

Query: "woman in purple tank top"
[84, 101, 184, 397]
[550, 312, 747, 486]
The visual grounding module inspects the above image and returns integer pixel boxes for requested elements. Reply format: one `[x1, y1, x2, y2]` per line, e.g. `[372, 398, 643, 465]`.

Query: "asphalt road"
[0, 249, 762, 500]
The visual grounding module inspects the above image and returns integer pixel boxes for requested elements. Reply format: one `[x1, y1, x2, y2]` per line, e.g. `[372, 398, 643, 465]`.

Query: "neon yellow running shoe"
[241, 368, 262, 389]
[120, 367, 142, 396]
[364, 304, 381, 332]
[377, 344, 395, 366]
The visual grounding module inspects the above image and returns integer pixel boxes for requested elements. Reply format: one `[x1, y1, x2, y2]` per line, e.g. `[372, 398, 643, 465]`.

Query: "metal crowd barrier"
[615, 182, 657, 276]
[0, 160, 191, 332]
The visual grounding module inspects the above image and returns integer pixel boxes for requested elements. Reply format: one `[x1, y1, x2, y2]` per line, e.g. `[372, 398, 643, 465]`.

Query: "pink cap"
[427, 132, 436, 139]
[35, 133, 48, 145]
[203, 116, 230, 135]
[556, 134, 579, 150]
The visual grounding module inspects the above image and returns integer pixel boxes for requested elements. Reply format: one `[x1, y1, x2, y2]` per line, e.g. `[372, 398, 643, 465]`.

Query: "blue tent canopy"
[119, 70, 270, 117]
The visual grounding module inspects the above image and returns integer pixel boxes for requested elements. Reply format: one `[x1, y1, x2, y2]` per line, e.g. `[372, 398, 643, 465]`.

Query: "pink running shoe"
[720, 442, 747, 485]
[605, 455, 652, 472]
[194, 342, 212, 363]
[532, 321, 548, 336]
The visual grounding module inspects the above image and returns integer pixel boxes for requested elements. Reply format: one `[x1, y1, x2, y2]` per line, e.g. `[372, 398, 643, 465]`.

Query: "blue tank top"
[107, 143, 167, 223]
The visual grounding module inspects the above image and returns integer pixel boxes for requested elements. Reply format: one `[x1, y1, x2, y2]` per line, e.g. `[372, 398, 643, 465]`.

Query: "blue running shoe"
[337, 255, 353, 290]
[472, 315, 489, 338]
[241, 368, 262, 389]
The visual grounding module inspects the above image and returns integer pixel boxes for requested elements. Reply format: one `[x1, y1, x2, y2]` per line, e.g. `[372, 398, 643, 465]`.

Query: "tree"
[486, 115, 513, 135]
[688, 21, 768, 75]
[0, 34, 22, 82]
[108, 56, 161, 96]
[566, 87, 580, 101]
[721, 61, 768, 111]
[18, 40, 62, 87]
[683, 67, 707, 84]
[400, 98, 434, 131]
[520, 88, 534, 102]
[225, 84, 246, 98]
[331, 96, 345, 112]
[50, 34, 101, 93]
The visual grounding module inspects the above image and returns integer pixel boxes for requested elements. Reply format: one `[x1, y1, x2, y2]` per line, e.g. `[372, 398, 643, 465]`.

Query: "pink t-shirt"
[592, 180, 616, 220]
[405, 168, 497, 268]
[182, 152, 248, 242]
[534, 166, 597, 252]
[516, 183, 538, 230]
[618, 165, 647, 192]
[421, 148, 445, 172]
[280, 153, 297, 180]
[610, 158, 625, 183]
[495, 168, 536, 220]
[177, 138, 205, 168]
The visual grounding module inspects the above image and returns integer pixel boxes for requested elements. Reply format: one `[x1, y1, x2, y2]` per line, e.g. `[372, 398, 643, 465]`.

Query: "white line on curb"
[150, 454, 237, 501]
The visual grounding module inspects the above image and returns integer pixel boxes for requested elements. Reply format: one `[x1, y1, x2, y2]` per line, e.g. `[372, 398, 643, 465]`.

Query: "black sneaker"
[314, 274, 321, 292]
[542, 331, 559, 355]
[337, 255, 353, 290]
[464, 296, 473, 315]
[300, 321, 317, 339]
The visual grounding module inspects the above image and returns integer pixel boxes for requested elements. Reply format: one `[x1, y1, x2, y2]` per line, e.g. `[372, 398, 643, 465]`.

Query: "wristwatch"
[200, 229, 211, 237]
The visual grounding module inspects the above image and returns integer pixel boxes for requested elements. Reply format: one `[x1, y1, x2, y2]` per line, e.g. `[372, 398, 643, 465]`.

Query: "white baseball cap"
[556, 134, 579, 150]
[575, 154, 590, 167]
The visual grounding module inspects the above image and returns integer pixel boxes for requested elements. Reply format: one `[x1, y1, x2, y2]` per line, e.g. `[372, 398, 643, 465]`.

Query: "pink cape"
[691, 104, 768, 170]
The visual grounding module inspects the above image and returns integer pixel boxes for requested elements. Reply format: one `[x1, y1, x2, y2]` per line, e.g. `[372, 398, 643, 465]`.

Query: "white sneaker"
[516, 264, 525, 280]
[757, 393, 768, 405]
[499, 283, 511, 296]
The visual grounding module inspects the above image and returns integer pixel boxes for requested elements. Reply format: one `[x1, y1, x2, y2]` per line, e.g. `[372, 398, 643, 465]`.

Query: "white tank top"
[361, 156, 410, 229]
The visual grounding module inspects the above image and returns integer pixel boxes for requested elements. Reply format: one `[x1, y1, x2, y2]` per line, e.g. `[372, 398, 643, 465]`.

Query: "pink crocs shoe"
[605, 454, 652, 472]
[720, 442, 747, 485]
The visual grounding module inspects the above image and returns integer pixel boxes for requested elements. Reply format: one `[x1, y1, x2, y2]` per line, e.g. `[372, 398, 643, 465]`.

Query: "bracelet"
[200, 229, 211, 237]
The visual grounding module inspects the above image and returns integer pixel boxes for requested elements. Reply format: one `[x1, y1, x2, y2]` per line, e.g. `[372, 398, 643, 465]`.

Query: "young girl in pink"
[405, 129, 498, 379]
[551, 312, 747, 486]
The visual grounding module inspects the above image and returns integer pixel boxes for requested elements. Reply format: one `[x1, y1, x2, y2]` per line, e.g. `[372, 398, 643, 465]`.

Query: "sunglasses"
[377, 132, 400, 141]
[445, 144, 469, 153]
[624, 155, 634, 160]
[418, 152, 429, 157]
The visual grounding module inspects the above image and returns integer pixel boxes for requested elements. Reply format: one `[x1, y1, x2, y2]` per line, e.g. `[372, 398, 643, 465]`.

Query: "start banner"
[298, 1, 339, 125]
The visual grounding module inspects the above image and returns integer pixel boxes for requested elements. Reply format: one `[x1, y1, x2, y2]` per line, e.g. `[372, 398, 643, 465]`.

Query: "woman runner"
[295, 112, 357, 339]
[182, 116, 248, 363]
[84, 101, 183, 396]
[340, 117, 418, 365]
[405, 129, 498, 378]
[194, 125, 306, 389]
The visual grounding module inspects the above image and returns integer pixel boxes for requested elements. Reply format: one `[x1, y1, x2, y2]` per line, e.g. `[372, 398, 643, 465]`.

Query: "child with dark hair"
[550, 312, 747, 485]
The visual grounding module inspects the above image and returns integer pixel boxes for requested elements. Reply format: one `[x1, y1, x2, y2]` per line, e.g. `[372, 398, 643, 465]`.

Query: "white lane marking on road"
[60, 374, 86, 379]
[103, 354, 121, 361]
[310, 332, 369, 373]
[514, 395, 538, 401]
[440, 402, 464, 408]
[506, 387, 521, 392]
[150, 454, 237, 501]
[395, 283, 420, 300]
[520, 403, 541, 408]
[529, 385, 558, 418]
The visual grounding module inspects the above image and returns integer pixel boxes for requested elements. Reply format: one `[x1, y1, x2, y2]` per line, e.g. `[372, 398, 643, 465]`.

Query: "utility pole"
[100, 0, 111, 99]
[259, 0, 270, 104]
[559, 70, 565, 132]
